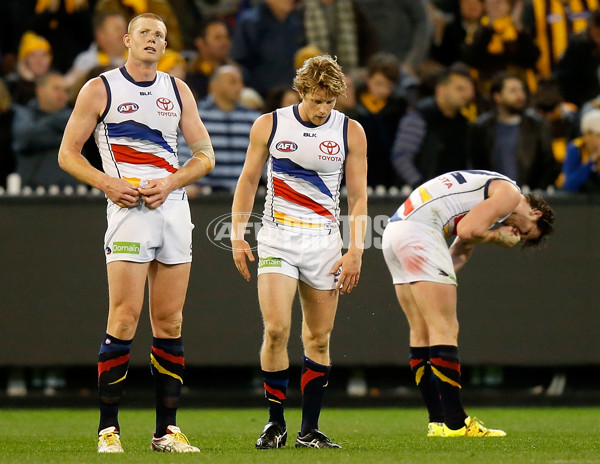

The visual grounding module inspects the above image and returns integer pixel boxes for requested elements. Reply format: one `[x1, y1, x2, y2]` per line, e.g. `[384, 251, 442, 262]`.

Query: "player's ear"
[531, 209, 542, 219]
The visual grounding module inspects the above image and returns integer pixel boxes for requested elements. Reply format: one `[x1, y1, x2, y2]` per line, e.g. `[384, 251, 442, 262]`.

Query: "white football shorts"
[257, 222, 343, 290]
[382, 219, 457, 286]
[104, 192, 193, 264]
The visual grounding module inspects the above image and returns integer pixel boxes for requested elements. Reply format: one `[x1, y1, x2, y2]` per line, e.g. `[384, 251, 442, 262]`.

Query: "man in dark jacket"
[391, 63, 475, 188]
[12, 71, 76, 188]
[469, 72, 560, 190]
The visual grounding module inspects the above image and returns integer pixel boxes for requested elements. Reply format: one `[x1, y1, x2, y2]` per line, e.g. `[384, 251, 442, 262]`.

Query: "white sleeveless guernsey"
[263, 104, 348, 231]
[94, 67, 182, 186]
[390, 170, 519, 238]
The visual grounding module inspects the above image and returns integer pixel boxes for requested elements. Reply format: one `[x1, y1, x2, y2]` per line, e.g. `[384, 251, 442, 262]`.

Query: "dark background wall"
[1, 194, 598, 367]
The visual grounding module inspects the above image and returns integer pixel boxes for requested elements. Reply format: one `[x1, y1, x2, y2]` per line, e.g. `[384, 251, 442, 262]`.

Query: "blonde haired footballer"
[231, 55, 368, 449]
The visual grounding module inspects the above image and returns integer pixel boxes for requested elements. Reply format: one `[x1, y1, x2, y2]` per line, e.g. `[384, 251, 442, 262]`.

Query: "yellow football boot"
[442, 417, 506, 437]
[427, 422, 444, 437]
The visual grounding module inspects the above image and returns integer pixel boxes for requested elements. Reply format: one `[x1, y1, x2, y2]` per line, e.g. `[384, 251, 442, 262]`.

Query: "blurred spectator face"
[281, 89, 301, 107]
[460, 0, 484, 21]
[495, 77, 527, 114]
[96, 14, 127, 57]
[212, 67, 244, 105]
[583, 131, 600, 153]
[36, 73, 69, 113]
[335, 74, 356, 113]
[25, 49, 52, 78]
[198, 22, 231, 62]
[366, 72, 395, 101]
[484, 0, 511, 20]
[265, 0, 295, 17]
[440, 74, 475, 110]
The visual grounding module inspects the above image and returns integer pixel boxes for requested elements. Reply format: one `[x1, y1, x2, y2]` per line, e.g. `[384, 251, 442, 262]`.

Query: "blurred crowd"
[1, 0, 599, 196]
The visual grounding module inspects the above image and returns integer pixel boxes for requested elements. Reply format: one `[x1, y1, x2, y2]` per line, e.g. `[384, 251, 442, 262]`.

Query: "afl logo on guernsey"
[276, 141, 298, 152]
[156, 97, 174, 111]
[319, 141, 340, 156]
[117, 102, 139, 114]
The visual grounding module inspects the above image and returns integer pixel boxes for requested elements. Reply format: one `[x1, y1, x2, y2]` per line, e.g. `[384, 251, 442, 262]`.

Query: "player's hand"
[232, 239, 255, 282]
[496, 225, 521, 248]
[331, 249, 362, 295]
[138, 178, 174, 209]
[104, 177, 140, 208]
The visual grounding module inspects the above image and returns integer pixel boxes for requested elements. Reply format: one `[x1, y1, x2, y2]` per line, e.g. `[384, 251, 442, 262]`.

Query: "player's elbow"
[456, 222, 486, 242]
[57, 148, 71, 173]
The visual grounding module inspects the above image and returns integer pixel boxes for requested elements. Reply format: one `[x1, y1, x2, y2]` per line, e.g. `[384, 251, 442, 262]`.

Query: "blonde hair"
[292, 55, 347, 98]
[581, 109, 600, 135]
[294, 44, 324, 70]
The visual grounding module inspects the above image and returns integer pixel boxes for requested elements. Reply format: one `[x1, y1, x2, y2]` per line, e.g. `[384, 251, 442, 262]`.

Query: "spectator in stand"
[354, 0, 430, 76]
[0, 79, 15, 189]
[429, 0, 485, 67]
[94, 0, 184, 51]
[165, 0, 203, 50]
[520, 0, 598, 77]
[26, 0, 93, 73]
[294, 44, 325, 70]
[298, 0, 378, 72]
[561, 109, 600, 193]
[533, 76, 579, 174]
[391, 63, 475, 189]
[12, 71, 77, 188]
[230, 0, 305, 96]
[263, 85, 301, 114]
[158, 50, 187, 80]
[0, 0, 32, 77]
[64, 10, 128, 89]
[462, 0, 539, 98]
[554, 8, 600, 109]
[186, 18, 233, 100]
[5, 32, 53, 105]
[355, 53, 407, 188]
[180, 65, 260, 195]
[470, 72, 560, 190]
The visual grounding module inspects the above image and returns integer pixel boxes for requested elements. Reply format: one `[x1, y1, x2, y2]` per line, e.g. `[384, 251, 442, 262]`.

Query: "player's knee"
[109, 311, 140, 337]
[302, 331, 331, 354]
[151, 312, 183, 338]
[263, 325, 290, 348]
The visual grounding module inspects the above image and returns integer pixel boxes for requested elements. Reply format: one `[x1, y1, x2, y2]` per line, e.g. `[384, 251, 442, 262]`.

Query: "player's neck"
[124, 60, 158, 83]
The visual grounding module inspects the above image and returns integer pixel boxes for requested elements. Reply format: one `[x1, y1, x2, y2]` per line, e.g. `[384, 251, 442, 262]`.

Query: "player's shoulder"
[78, 76, 108, 101]
[253, 112, 274, 130]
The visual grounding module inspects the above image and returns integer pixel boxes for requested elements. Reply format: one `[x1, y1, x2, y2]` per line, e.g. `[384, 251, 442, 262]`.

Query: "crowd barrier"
[1, 192, 598, 367]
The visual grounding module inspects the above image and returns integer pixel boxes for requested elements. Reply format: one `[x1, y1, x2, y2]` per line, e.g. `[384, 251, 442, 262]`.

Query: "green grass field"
[1, 407, 598, 463]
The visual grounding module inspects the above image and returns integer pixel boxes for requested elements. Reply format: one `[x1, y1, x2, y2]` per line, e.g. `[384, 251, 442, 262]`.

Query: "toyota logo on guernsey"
[319, 141, 340, 155]
[117, 102, 139, 114]
[156, 97, 174, 111]
[276, 141, 298, 152]
[156, 97, 177, 117]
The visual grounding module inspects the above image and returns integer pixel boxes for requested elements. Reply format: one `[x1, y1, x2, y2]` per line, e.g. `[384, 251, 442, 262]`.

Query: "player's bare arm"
[449, 237, 475, 272]
[231, 113, 272, 281]
[58, 78, 141, 207]
[331, 119, 368, 294]
[138, 79, 213, 209]
[456, 180, 522, 247]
